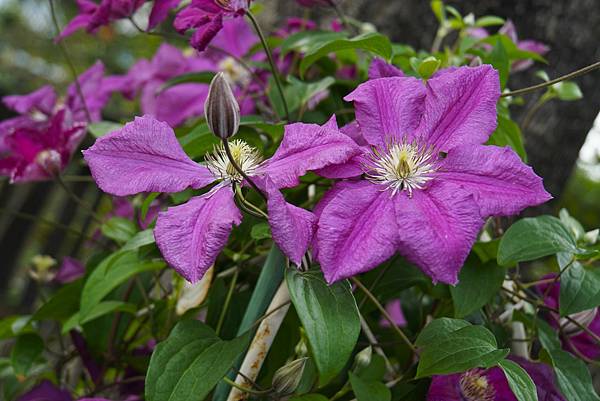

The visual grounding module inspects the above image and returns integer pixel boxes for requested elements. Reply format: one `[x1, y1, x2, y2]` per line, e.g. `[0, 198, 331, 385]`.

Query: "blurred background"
[0, 0, 599, 316]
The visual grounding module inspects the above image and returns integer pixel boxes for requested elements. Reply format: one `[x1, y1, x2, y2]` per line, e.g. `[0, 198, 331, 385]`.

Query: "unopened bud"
[352, 346, 372, 373]
[29, 255, 57, 282]
[295, 339, 309, 357]
[272, 357, 308, 395]
[204, 72, 240, 140]
[36, 149, 62, 176]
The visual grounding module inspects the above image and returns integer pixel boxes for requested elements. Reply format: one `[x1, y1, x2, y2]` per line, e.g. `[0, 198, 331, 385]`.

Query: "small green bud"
[204, 72, 240, 139]
[272, 357, 308, 396]
[294, 338, 309, 357]
[352, 346, 372, 374]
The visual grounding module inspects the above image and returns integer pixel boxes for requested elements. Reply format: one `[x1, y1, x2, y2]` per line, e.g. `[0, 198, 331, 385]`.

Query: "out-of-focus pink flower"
[466, 19, 549, 72]
[54, 257, 85, 283]
[379, 299, 407, 328]
[57, 0, 180, 40]
[113, 18, 257, 127]
[0, 62, 117, 183]
[17, 381, 72, 401]
[174, 0, 251, 51]
[538, 275, 600, 359]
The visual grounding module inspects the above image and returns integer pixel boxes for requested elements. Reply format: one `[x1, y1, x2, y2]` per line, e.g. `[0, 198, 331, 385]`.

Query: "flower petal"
[190, 14, 224, 51]
[259, 118, 360, 188]
[148, 0, 181, 30]
[259, 178, 316, 265]
[438, 144, 552, 217]
[316, 180, 398, 284]
[344, 77, 425, 148]
[83, 115, 214, 196]
[368, 58, 404, 79]
[3, 85, 57, 115]
[417, 65, 500, 151]
[314, 121, 368, 179]
[394, 181, 484, 285]
[154, 185, 242, 282]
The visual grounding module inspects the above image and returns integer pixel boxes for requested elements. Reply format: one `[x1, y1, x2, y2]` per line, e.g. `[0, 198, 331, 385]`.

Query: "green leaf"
[537, 320, 600, 401]
[0, 316, 33, 340]
[559, 259, 600, 316]
[497, 216, 580, 266]
[475, 16, 505, 27]
[451, 261, 505, 318]
[88, 121, 123, 138]
[101, 217, 137, 243]
[553, 81, 583, 101]
[349, 372, 391, 401]
[280, 30, 347, 56]
[33, 281, 83, 322]
[416, 324, 509, 378]
[417, 56, 441, 79]
[159, 71, 216, 93]
[63, 301, 137, 333]
[430, 0, 445, 23]
[11, 333, 44, 377]
[299, 33, 392, 77]
[250, 222, 271, 240]
[141, 192, 160, 221]
[80, 251, 164, 320]
[498, 359, 538, 401]
[415, 318, 470, 347]
[286, 269, 360, 386]
[145, 320, 249, 401]
[487, 38, 509, 89]
[487, 114, 527, 161]
[122, 229, 156, 251]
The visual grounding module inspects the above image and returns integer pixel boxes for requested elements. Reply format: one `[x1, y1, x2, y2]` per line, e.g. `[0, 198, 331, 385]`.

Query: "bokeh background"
[1, 0, 599, 316]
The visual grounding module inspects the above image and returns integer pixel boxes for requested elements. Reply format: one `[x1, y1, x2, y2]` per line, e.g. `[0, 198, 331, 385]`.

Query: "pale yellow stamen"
[205, 139, 262, 183]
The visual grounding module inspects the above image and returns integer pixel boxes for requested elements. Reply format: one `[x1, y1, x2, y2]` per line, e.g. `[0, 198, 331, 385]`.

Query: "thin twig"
[216, 268, 239, 336]
[501, 61, 600, 98]
[222, 139, 267, 201]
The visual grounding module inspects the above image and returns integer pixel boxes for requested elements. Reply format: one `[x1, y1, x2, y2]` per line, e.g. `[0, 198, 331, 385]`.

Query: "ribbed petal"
[140, 81, 208, 127]
[189, 14, 224, 51]
[259, 117, 360, 189]
[417, 65, 500, 151]
[394, 181, 484, 285]
[83, 115, 215, 196]
[344, 77, 425, 148]
[148, 0, 181, 30]
[258, 177, 316, 265]
[438, 144, 551, 217]
[316, 180, 398, 284]
[154, 185, 242, 282]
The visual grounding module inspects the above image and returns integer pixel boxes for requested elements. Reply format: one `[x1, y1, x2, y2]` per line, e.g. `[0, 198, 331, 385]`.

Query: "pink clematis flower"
[538, 275, 600, 359]
[17, 380, 72, 401]
[0, 62, 117, 183]
[314, 65, 551, 285]
[379, 299, 407, 328]
[428, 357, 565, 401]
[113, 18, 257, 127]
[57, 0, 180, 40]
[174, 0, 251, 51]
[467, 20, 549, 72]
[83, 115, 359, 282]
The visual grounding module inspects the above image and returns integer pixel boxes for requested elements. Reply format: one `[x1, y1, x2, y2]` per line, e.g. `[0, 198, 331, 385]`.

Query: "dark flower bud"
[205, 72, 240, 140]
[272, 357, 308, 396]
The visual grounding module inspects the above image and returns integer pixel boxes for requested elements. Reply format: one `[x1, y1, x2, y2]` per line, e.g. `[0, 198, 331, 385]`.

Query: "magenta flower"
[428, 357, 565, 401]
[54, 257, 85, 283]
[538, 276, 600, 359]
[57, 0, 180, 40]
[174, 0, 251, 51]
[379, 299, 407, 328]
[17, 380, 72, 401]
[83, 115, 358, 282]
[114, 18, 257, 127]
[314, 65, 551, 285]
[0, 62, 117, 182]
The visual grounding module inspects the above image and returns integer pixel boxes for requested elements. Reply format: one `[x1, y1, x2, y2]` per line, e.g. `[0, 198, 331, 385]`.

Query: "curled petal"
[394, 181, 484, 285]
[368, 58, 404, 79]
[83, 115, 215, 196]
[316, 181, 398, 284]
[259, 118, 360, 189]
[417, 65, 500, 151]
[344, 77, 425, 148]
[154, 185, 242, 282]
[258, 177, 316, 265]
[438, 144, 552, 217]
[148, 0, 181, 30]
[189, 14, 224, 51]
[3, 85, 57, 115]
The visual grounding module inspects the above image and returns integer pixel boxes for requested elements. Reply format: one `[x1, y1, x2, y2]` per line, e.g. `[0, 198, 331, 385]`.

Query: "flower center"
[205, 139, 262, 183]
[364, 138, 438, 196]
[218, 57, 251, 87]
[459, 370, 495, 401]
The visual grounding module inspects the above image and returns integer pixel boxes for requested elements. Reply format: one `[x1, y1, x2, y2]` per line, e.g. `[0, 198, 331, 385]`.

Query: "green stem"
[501, 61, 600, 98]
[246, 10, 290, 122]
[352, 277, 417, 353]
[222, 377, 271, 396]
[48, 0, 92, 123]
[216, 268, 239, 336]
[55, 175, 103, 224]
